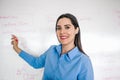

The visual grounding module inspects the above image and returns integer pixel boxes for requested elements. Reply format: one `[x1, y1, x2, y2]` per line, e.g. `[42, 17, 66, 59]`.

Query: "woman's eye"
[65, 26, 70, 29]
[56, 27, 61, 30]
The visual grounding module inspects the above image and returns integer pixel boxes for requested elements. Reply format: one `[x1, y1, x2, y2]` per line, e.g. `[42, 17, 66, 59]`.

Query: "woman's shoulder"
[46, 44, 60, 51]
[78, 52, 92, 63]
[48, 44, 59, 49]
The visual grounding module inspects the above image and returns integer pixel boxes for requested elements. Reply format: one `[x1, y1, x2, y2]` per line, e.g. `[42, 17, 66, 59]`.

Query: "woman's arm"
[19, 50, 46, 69]
[11, 35, 47, 68]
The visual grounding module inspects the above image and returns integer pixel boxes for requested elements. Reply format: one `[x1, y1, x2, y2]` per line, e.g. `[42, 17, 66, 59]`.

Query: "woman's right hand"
[11, 35, 18, 47]
[11, 35, 21, 54]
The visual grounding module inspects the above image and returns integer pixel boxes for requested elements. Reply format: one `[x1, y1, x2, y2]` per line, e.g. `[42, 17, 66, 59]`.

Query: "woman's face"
[56, 18, 78, 46]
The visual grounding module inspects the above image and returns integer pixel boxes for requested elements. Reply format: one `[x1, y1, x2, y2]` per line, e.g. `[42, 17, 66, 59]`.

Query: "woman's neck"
[61, 43, 75, 54]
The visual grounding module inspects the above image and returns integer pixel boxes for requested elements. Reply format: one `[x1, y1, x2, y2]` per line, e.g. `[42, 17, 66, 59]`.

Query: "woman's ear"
[75, 27, 79, 34]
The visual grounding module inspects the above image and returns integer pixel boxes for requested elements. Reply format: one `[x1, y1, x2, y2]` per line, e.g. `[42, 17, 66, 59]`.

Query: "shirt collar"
[67, 47, 81, 60]
[55, 44, 62, 56]
[55, 44, 82, 60]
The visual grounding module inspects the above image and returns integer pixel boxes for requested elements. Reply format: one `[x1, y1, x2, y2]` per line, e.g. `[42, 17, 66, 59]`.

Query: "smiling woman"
[56, 14, 85, 55]
[11, 13, 94, 80]
[56, 17, 79, 54]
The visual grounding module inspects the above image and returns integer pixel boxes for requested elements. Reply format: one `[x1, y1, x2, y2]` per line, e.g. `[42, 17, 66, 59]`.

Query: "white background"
[0, 0, 120, 80]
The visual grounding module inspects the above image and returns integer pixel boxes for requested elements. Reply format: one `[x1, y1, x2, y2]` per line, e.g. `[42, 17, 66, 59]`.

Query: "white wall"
[0, 0, 120, 80]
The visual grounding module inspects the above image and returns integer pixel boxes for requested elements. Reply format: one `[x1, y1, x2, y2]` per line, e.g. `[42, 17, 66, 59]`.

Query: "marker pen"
[12, 34, 18, 42]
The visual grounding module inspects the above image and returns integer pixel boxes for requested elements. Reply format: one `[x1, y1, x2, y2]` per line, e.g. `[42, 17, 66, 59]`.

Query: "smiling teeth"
[60, 36, 67, 39]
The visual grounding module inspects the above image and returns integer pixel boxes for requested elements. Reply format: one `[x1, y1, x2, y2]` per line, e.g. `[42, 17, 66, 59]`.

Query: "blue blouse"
[19, 44, 94, 80]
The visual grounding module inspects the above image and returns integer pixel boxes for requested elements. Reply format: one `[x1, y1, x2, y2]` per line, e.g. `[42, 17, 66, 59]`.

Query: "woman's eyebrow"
[56, 25, 61, 27]
[57, 24, 71, 27]
[64, 24, 71, 26]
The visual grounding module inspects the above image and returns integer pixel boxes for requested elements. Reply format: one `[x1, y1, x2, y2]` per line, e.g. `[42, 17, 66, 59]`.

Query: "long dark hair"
[55, 13, 86, 54]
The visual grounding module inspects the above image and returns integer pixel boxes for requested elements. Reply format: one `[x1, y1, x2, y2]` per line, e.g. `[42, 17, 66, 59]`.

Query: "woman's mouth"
[60, 36, 68, 40]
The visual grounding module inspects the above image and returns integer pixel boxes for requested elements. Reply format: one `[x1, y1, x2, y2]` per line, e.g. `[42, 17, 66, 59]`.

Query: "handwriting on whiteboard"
[0, 15, 34, 34]
[16, 64, 43, 80]
[0, 16, 28, 27]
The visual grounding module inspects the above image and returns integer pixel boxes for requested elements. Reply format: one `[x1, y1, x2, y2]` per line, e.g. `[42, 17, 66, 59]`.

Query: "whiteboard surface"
[0, 0, 120, 80]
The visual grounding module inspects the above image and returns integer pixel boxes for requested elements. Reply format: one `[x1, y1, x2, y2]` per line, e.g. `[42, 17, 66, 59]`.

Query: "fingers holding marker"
[11, 34, 19, 46]
[11, 34, 18, 42]
[11, 35, 21, 53]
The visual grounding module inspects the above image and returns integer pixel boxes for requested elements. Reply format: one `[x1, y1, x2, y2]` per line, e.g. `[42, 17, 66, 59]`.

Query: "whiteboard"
[0, 0, 120, 80]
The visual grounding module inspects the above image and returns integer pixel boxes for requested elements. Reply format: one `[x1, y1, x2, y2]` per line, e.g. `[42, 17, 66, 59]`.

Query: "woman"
[11, 13, 94, 80]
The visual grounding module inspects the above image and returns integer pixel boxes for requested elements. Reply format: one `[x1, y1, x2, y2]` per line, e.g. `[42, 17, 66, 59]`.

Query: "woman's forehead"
[57, 18, 72, 25]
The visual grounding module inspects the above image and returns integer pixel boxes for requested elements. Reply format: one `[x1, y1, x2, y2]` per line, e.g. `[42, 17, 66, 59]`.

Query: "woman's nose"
[60, 29, 65, 34]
